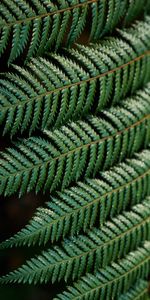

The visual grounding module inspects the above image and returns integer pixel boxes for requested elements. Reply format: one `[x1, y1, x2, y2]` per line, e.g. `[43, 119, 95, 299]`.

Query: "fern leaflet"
[0, 0, 148, 63]
[120, 280, 149, 300]
[55, 242, 150, 299]
[0, 200, 149, 284]
[0, 148, 150, 247]
[1, 91, 150, 196]
[1, 18, 150, 135]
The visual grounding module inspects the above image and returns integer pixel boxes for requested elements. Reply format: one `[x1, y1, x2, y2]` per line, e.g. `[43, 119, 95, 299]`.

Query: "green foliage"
[1, 18, 150, 135]
[55, 242, 150, 299]
[1, 90, 150, 197]
[0, 3, 150, 299]
[0, 200, 149, 285]
[120, 280, 149, 300]
[1, 148, 150, 247]
[0, 0, 148, 63]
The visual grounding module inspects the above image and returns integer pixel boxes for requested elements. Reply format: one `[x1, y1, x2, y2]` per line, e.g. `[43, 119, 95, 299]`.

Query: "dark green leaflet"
[119, 280, 149, 300]
[0, 0, 148, 63]
[0, 148, 150, 247]
[55, 242, 150, 299]
[0, 200, 149, 284]
[1, 17, 150, 136]
[0, 91, 150, 197]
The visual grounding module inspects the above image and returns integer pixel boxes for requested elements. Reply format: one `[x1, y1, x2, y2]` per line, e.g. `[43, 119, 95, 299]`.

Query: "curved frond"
[1, 18, 150, 135]
[1, 148, 150, 247]
[120, 280, 149, 300]
[55, 242, 150, 299]
[0, 0, 148, 63]
[0, 92, 150, 197]
[0, 202, 149, 284]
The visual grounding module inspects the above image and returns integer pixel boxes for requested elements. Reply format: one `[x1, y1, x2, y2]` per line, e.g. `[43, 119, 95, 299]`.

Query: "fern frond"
[1, 148, 150, 247]
[1, 18, 150, 135]
[120, 280, 149, 300]
[1, 241, 149, 291]
[1, 92, 150, 197]
[0, 0, 148, 63]
[55, 242, 150, 299]
[0, 200, 149, 285]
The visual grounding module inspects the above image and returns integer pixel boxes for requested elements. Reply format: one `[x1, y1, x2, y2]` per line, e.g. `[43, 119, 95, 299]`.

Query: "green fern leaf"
[1, 241, 149, 292]
[120, 280, 149, 300]
[55, 242, 150, 299]
[0, 200, 149, 284]
[1, 148, 150, 247]
[0, 0, 149, 63]
[1, 91, 150, 197]
[1, 18, 150, 135]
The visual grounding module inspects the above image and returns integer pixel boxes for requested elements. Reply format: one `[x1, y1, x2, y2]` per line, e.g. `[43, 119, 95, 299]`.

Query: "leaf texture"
[1, 148, 150, 247]
[1, 91, 150, 197]
[120, 280, 149, 300]
[0, 200, 149, 285]
[1, 18, 150, 135]
[0, 2, 150, 299]
[55, 242, 150, 299]
[0, 0, 148, 63]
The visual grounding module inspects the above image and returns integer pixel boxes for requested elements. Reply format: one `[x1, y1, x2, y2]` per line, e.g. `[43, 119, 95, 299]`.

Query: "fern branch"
[55, 242, 150, 299]
[1, 241, 149, 292]
[1, 91, 150, 197]
[1, 18, 150, 135]
[1, 148, 150, 247]
[120, 280, 148, 300]
[0, 200, 150, 285]
[0, 0, 148, 62]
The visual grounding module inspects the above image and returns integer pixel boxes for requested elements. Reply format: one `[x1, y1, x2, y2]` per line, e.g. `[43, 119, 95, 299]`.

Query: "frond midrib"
[1, 51, 150, 112]
[71, 257, 149, 300]
[1, 114, 149, 179]
[0, 0, 97, 27]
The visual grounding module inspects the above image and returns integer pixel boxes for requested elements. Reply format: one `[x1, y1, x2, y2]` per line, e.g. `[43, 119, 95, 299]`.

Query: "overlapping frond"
[0, 0, 148, 63]
[120, 280, 149, 300]
[0, 2, 150, 298]
[55, 242, 150, 299]
[1, 92, 150, 197]
[1, 18, 150, 135]
[0, 202, 149, 285]
[1, 148, 150, 247]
